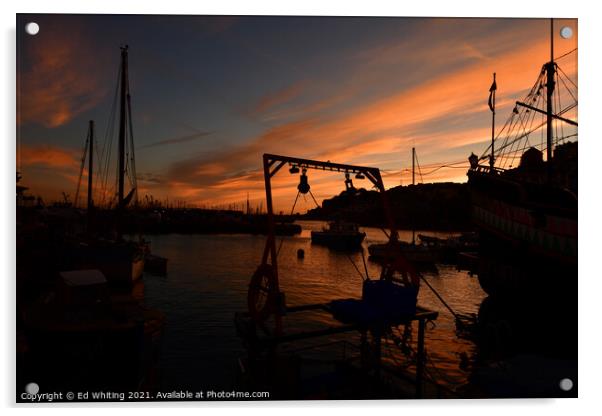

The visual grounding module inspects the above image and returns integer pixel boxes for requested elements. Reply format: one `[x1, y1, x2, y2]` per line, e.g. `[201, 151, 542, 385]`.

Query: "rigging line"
[557, 65, 578, 91]
[74, 130, 90, 208]
[507, 105, 532, 168]
[100, 64, 121, 204]
[555, 72, 564, 146]
[493, 103, 576, 157]
[308, 189, 321, 209]
[383, 159, 468, 175]
[414, 152, 424, 183]
[345, 253, 367, 282]
[93, 137, 103, 204]
[360, 248, 370, 280]
[555, 47, 577, 62]
[276, 191, 301, 258]
[540, 93, 545, 150]
[516, 99, 540, 164]
[557, 72, 578, 104]
[481, 71, 545, 161]
[125, 72, 138, 202]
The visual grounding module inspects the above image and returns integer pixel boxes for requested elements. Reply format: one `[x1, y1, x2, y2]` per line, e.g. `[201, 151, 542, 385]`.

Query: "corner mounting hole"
[25, 22, 39, 36]
[559, 378, 573, 391]
[560, 26, 573, 39]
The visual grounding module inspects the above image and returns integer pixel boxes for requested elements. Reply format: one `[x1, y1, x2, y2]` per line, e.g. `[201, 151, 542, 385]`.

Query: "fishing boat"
[417, 232, 478, 263]
[466, 21, 577, 302]
[368, 148, 438, 265]
[311, 220, 366, 249]
[368, 240, 437, 264]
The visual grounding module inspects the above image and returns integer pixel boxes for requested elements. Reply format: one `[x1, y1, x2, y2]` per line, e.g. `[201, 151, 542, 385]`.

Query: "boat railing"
[470, 164, 506, 175]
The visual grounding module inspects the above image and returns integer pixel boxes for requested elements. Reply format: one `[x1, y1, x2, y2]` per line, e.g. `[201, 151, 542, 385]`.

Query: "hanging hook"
[298, 168, 310, 194]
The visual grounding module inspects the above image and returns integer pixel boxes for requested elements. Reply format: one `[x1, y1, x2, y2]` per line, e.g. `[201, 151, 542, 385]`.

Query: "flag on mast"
[488, 73, 497, 112]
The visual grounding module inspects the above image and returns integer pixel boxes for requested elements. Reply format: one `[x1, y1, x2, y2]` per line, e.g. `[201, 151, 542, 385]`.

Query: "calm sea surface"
[140, 220, 486, 393]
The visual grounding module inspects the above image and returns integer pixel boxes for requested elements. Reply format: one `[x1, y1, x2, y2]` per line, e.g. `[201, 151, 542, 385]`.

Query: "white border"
[2, 1, 600, 414]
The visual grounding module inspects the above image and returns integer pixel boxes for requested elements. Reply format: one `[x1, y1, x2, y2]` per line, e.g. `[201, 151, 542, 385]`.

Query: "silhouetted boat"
[311, 221, 366, 249]
[21, 269, 164, 391]
[69, 46, 146, 287]
[368, 148, 440, 265]
[368, 240, 437, 264]
[417, 232, 478, 263]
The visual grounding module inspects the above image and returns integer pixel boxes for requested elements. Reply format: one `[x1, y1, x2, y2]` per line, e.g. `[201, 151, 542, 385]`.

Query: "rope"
[74, 130, 90, 208]
[276, 191, 301, 257]
[346, 254, 367, 281]
[419, 275, 463, 325]
[308, 189, 321, 209]
[555, 47, 577, 62]
[360, 248, 370, 280]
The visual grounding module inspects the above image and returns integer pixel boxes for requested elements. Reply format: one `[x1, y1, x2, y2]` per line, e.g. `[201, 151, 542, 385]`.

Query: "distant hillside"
[304, 182, 472, 231]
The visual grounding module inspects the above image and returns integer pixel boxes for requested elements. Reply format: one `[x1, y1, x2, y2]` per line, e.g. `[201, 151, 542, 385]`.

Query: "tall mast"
[490, 73, 496, 170]
[411, 147, 416, 245]
[545, 19, 556, 165]
[87, 120, 94, 210]
[412, 147, 415, 186]
[118, 45, 129, 208]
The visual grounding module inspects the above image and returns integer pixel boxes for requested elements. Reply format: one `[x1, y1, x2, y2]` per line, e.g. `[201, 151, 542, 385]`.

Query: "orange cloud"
[19, 145, 79, 169]
[184, 24, 575, 211]
[17, 20, 108, 127]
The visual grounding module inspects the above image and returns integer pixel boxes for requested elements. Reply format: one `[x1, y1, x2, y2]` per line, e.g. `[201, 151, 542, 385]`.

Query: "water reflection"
[142, 221, 485, 392]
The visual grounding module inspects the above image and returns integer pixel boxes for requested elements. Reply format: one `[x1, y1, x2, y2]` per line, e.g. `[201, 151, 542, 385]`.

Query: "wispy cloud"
[248, 81, 307, 118]
[17, 19, 108, 127]
[138, 131, 213, 149]
[19, 145, 79, 169]
[162, 28, 575, 209]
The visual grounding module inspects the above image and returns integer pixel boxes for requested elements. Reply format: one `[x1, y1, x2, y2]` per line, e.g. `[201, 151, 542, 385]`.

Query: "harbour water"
[140, 220, 486, 394]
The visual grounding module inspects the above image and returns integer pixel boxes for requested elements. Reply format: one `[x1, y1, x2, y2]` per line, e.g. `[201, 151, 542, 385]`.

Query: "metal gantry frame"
[254, 153, 400, 331]
[238, 153, 437, 398]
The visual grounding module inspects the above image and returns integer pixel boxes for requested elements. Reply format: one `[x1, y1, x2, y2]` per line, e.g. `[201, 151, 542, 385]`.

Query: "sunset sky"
[16, 15, 577, 212]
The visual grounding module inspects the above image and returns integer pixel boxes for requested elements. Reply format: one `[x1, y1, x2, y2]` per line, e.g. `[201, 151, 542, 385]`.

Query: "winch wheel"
[248, 264, 277, 322]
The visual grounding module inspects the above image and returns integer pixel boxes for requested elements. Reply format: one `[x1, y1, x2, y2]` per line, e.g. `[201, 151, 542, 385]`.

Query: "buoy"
[297, 248, 305, 259]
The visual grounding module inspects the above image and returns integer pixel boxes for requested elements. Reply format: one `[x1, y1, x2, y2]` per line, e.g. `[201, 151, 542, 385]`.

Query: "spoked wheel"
[248, 263, 278, 322]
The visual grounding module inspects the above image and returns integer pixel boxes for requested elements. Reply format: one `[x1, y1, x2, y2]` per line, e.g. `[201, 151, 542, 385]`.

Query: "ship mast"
[411, 147, 416, 245]
[545, 19, 556, 165]
[118, 45, 129, 209]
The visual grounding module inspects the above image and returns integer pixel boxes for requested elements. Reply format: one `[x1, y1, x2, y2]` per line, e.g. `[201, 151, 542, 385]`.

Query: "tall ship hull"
[468, 163, 577, 299]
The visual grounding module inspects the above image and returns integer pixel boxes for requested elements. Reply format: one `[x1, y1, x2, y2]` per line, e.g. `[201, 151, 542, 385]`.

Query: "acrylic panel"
[16, 14, 578, 402]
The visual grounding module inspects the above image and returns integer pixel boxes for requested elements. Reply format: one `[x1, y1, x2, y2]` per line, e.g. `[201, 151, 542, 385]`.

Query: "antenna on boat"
[412, 147, 415, 186]
[545, 19, 556, 167]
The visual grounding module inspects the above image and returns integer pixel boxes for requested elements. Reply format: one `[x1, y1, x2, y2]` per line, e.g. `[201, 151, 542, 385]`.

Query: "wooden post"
[416, 318, 426, 398]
